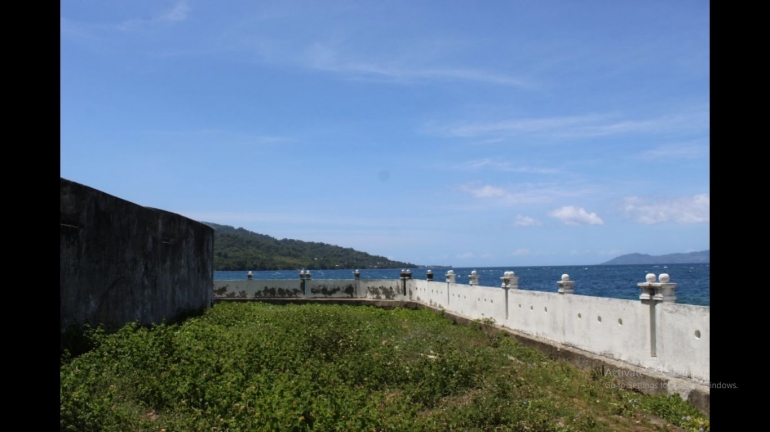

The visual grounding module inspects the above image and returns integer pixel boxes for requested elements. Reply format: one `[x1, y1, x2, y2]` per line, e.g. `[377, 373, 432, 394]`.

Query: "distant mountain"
[601, 250, 709, 265]
[204, 222, 418, 271]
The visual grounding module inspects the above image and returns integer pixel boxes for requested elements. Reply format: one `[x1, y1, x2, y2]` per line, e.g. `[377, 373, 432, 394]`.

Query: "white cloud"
[460, 184, 508, 198]
[456, 252, 474, 259]
[458, 182, 593, 206]
[111, 1, 191, 31]
[480, 253, 494, 259]
[510, 166, 560, 174]
[623, 194, 709, 224]
[561, 113, 707, 138]
[514, 215, 542, 227]
[636, 142, 709, 160]
[512, 248, 531, 256]
[140, 129, 291, 144]
[548, 206, 604, 226]
[431, 110, 709, 141]
[161, 0, 190, 22]
[303, 43, 530, 87]
[447, 115, 603, 138]
[460, 159, 559, 174]
[472, 138, 506, 145]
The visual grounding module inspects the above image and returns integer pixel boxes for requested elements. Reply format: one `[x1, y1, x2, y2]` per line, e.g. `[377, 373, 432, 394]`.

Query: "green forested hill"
[601, 250, 709, 265]
[205, 222, 417, 271]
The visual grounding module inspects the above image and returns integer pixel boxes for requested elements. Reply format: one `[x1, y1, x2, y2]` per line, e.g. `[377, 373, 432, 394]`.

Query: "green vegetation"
[205, 222, 417, 270]
[61, 303, 709, 431]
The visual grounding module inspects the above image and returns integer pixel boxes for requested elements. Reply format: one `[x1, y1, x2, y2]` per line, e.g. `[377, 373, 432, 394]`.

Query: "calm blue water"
[215, 264, 710, 306]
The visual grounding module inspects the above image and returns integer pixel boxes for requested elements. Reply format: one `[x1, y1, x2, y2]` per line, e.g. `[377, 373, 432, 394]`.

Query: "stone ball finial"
[448, 270, 454, 275]
[645, 273, 656, 283]
[427, 269, 432, 274]
[471, 270, 477, 275]
[659, 273, 670, 283]
[248, 271, 253, 275]
[561, 274, 569, 281]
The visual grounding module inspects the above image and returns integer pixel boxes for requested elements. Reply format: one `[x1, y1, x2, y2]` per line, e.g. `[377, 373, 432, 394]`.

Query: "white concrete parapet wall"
[656, 302, 709, 381]
[413, 279, 449, 309]
[412, 272, 708, 383]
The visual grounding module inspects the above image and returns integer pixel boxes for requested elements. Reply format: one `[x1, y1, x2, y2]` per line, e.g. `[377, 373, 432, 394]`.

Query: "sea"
[215, 263, 710, 306]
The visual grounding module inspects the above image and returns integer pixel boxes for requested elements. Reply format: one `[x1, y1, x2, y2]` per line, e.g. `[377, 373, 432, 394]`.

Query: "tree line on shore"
[205, 222, 417, 271]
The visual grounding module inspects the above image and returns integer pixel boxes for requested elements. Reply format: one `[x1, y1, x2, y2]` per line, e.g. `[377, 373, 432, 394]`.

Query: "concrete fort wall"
[213, 279, 303, 299]
[412, 280, 710, 382]
[213, 278, 410, 301]
[60, 178, 214, 329]
[414, 276, 708, 384]
[217, 271, 709, 385]
[362, 279, 410, 301]
[656, 302, 709, 382]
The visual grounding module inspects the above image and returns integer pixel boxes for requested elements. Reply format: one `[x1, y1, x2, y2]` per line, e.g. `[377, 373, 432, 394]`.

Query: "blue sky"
[61, 0, 709, 267]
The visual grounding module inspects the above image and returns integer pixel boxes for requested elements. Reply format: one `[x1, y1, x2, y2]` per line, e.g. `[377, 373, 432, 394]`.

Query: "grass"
[60, 302, 709, 431]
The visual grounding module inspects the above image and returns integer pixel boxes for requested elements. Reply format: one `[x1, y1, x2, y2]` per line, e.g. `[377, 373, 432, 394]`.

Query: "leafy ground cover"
[61, 303, 709, 431]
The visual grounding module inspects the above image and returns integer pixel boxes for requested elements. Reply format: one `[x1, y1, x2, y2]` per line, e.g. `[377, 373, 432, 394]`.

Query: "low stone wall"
[60, 178, 214, 329]
[213, 278, 412, 301]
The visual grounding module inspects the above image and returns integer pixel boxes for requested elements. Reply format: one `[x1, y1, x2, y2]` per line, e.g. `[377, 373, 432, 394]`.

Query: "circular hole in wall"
[618, 318, 623, 326]
[695, 330, 701, 339]
[491, 300, 493, 303]
[519, 304, 522, 308]
[597, 316, 602, 323]
[578, 313, 582, 319]
[544, 307, 548, 313]
[530, 306, 534, 311]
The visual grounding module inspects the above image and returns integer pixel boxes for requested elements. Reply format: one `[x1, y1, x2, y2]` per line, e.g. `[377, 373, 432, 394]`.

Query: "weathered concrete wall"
[308, 279, 358, 298]
[414, 280, 507, 322]
[213, 278, 407, 300]
[656, 302, 709, 382]
[362, 279, 411, 300]
[60, 178, 214, 329]
[214, 280, 303, 299]
[555, 294, 650, 367]
[413, 278, 709, 384]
